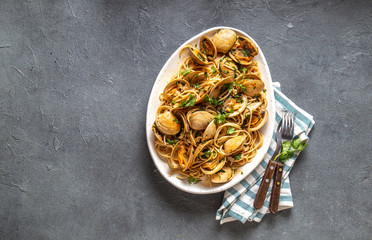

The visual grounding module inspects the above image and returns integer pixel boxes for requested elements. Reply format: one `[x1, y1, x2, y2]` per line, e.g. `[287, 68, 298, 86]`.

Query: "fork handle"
[254, 160, 278, 209]
[269, 162, 284, 214]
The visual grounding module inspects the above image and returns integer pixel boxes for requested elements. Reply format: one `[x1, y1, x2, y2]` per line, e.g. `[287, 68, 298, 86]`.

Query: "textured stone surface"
[0, 0, 371, 239]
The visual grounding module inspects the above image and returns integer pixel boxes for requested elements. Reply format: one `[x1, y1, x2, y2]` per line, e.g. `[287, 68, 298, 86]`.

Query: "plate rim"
[146, 26, 275, 194]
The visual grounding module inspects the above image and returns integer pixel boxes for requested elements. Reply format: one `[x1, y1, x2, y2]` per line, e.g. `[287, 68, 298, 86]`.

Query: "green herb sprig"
[275, 138, 308, 162]
[179, 94, 196, 108]
[214, 113, 228, 124]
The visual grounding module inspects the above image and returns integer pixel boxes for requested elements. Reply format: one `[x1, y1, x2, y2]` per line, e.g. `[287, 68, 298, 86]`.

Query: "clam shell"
[219, 57, 239, 78]
[187, 110, 214, 130]
[181, 45, 209, 65]
[200, 36, 217, 59]
[223, 95, 248, 117]
[212, 29, 237, 54]
[229, 36, 258, 65]
[202, 120, 217, 141]
[210, 167, 233, 183]
[155, 110, 181, 135]
[241, 80, 265, 97]
[224, 135, 246, 155]
[209, 76, 234, 98]
[185, 71, 206, 84]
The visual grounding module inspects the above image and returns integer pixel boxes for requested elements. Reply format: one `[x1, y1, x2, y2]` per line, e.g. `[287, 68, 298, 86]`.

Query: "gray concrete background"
[0, 0, 371, 239]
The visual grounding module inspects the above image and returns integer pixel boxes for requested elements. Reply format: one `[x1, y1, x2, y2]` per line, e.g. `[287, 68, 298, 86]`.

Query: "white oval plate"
[146, 26, 275, 194]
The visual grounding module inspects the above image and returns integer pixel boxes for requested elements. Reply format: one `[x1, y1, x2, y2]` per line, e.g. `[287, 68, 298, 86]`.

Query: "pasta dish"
[152, 29, 268, 184]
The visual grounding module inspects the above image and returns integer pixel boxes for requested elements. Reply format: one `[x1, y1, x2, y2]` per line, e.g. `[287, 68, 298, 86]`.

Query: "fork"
[253, 111, 295, 210]
[269, 111, 295, 213]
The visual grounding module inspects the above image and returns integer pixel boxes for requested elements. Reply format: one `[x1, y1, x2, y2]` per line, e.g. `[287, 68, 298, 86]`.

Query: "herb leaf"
[214, 113, 228, 124]
[233, 153, 242, 160]
[166, 138, 179, 145]
[188, 176, 201, 184]
[212, 67, 217, 74]
[227, 127, 235, 135]
[204, 94, 224, 106]
[234, 81, 247, 93]
[201, 149, 211, 159]
[291, 138, 301, 149]
[282, 141, 291, 152]
[179, 94, 196, 108]
[279, 150, 294, 162]
[181, 68, 190, 76]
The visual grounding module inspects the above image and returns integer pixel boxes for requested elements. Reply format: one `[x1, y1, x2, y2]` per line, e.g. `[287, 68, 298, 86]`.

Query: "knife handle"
[254, 160, 278, 209]
[269, 162, 284, 214]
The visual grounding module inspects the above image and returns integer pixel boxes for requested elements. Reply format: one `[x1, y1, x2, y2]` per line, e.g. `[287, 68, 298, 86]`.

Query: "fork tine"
[289, 112, 294, 137]
[290, 112, 296, 137]
[282, 111, 292, 139]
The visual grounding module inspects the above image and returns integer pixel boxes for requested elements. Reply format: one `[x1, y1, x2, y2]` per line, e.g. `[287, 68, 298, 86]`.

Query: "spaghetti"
[152, 29, 268, 184]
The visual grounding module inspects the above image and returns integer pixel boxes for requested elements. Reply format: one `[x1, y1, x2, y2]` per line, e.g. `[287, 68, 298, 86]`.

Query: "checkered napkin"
[216, 82, 315, 224]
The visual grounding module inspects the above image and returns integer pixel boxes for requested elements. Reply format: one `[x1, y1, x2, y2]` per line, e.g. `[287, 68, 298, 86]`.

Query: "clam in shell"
[181, 45, 209, 65]
[202, 120, 217, 141]
[229, 36, 258, 65]
[212, 29, 237, 54]
[210, 167, 233, 183]
[241, 80, 265, 97]
[222, 95, 248, 117]
[155, 110, 181, 135]
[200, 36, 217, 59]
[187, 110, 214, 130]
[224, 135, 246, 155]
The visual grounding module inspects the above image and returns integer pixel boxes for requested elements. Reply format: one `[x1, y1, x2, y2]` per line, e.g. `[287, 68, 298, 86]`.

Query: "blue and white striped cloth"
[216, 82, 315, 224]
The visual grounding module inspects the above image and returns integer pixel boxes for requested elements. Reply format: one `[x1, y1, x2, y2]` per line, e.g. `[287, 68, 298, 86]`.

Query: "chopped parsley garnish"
[220, 83, 234, 95]
[241, 48, 252, 57]
[214, 113, 228, 124]
[204, 72, 209, 77]
[197, 53, 205, 61]
[188, 176, 201, 184]
[166, 138, 179, 145]
[227, 127, 235, 135]
[173, 118, 180, 123]
[242, 68, 247, 80]
[191, 82, 200, 89]
[171, 100, 176, 104]
[234, 81, 247, 93]
[181, 68, 190, 76]
[263, 89, 267, 93]
[201, 149, 211, 159]
[212, 67, 217, 74]
[253, 93, 261, 99]
[179, 94, 196, 108]
[233, 153, 242, 160]
[223, 70, 229, 74]
[204, 94, 224, 106]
